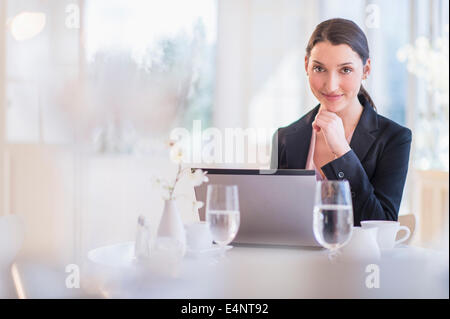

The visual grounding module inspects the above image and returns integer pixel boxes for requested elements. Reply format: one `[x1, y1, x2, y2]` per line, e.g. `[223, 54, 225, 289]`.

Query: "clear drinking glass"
[313, 180, 354, 262]
[205, 184, 240, 257]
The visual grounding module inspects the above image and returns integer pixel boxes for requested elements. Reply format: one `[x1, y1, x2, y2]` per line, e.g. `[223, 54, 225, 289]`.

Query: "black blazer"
[271, 96, 412, 226]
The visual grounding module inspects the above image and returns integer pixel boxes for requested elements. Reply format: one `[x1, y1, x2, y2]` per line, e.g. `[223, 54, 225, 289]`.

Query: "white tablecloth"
[83, 242, 449, 299]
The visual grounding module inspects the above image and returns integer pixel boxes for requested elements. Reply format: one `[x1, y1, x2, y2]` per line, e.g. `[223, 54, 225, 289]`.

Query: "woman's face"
[305, 41, 370, 113]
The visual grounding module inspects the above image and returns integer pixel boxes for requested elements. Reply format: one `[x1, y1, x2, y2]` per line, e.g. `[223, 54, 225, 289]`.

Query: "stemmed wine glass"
[313, 180, 354, 262]
[205, 184, 240, 258]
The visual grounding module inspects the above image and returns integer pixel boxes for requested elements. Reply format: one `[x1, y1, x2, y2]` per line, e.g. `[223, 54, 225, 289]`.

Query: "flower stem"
[170, 163, 182, 199]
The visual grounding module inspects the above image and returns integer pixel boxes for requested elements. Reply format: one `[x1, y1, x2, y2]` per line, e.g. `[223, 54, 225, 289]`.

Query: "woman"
[271, 18, 412, 226]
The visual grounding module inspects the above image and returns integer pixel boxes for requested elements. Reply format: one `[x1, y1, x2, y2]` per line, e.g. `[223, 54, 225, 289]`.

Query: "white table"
[83, 242, 449, 299]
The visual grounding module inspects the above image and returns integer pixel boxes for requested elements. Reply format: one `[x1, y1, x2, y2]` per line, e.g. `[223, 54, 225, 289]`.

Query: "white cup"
[360, 220, 411, 249]
[186, 221, 213, 251]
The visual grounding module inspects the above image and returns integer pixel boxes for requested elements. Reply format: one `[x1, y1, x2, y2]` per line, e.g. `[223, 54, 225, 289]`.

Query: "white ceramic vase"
[156, 199, 186, 256]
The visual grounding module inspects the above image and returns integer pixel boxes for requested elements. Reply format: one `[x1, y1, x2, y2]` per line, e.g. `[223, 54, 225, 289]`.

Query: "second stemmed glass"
[205, 184, 240, 258]
[313, 180, 354, 263]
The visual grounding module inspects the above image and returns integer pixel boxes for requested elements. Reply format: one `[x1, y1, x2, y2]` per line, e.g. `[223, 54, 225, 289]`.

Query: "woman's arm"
[321, 128, 412, 226]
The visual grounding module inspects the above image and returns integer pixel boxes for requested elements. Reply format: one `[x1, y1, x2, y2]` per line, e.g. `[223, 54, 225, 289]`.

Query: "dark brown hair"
[306, 18, 376, 110]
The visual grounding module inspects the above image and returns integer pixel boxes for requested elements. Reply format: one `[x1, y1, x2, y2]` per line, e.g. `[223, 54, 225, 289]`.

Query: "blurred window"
[4, 0, 217, 146]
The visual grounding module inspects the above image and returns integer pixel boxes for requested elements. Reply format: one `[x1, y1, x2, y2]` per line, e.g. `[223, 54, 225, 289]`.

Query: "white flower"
[397, 27, 449, 106]
[151, 175, 172, 199]
[193, 200, 204, 210]
[152, 138, 209, 201]
[188, 169, 209, 187]
[170, 146, 184, 164]
[415, 36, 431, 49]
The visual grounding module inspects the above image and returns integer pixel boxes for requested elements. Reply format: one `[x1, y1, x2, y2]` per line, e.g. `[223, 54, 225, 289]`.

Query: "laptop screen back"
[194, 169, 320, 247]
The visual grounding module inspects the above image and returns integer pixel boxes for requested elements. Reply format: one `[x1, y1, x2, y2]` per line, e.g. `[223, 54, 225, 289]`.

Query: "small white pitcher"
[340, 227, 381, 262]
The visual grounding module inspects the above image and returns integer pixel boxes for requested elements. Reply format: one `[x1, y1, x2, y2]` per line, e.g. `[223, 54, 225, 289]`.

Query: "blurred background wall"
[0, 0, 448, 271]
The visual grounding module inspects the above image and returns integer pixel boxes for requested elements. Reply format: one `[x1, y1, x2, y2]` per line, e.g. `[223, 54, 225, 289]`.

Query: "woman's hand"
[312, 109, 351, 158]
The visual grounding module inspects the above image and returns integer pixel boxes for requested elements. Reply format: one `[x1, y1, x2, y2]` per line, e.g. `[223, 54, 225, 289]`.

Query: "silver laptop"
[194, 169, 320, 247]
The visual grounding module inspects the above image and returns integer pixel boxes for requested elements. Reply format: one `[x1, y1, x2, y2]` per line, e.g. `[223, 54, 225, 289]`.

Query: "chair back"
[397, 214, 416, 245]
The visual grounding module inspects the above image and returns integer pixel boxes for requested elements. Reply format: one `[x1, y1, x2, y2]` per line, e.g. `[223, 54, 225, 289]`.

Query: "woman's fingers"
[314, 115, 331, 126]
[312, 122, 321, 132]
[312, 116, 321, 132]
[317, 109, 338, 120]
[315, 112, 342, 131]
[313, 117, 329, 133]
[313, 110, 350, 157]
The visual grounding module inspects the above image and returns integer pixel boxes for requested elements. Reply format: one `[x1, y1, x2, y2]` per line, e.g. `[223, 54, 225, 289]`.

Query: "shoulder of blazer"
[348, 102, 412, 162]
[375, 112, 412, 144]
[355, 93, 411, 142]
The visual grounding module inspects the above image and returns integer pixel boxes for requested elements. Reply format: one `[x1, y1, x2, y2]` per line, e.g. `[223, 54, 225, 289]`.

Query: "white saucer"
[186, 244, 233, 257]
[380, 245, 414, 258]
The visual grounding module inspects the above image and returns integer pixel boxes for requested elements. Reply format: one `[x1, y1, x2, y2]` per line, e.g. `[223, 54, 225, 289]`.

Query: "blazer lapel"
[285, 105, 320, 169]
[349, 101, 379, 163]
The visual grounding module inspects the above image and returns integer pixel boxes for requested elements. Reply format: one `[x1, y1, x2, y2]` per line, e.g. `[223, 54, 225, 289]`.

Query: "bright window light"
[9, 11, 46, 41]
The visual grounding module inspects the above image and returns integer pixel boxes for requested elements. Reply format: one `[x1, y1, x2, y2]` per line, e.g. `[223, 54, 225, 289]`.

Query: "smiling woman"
[271, 18, 412, 227]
